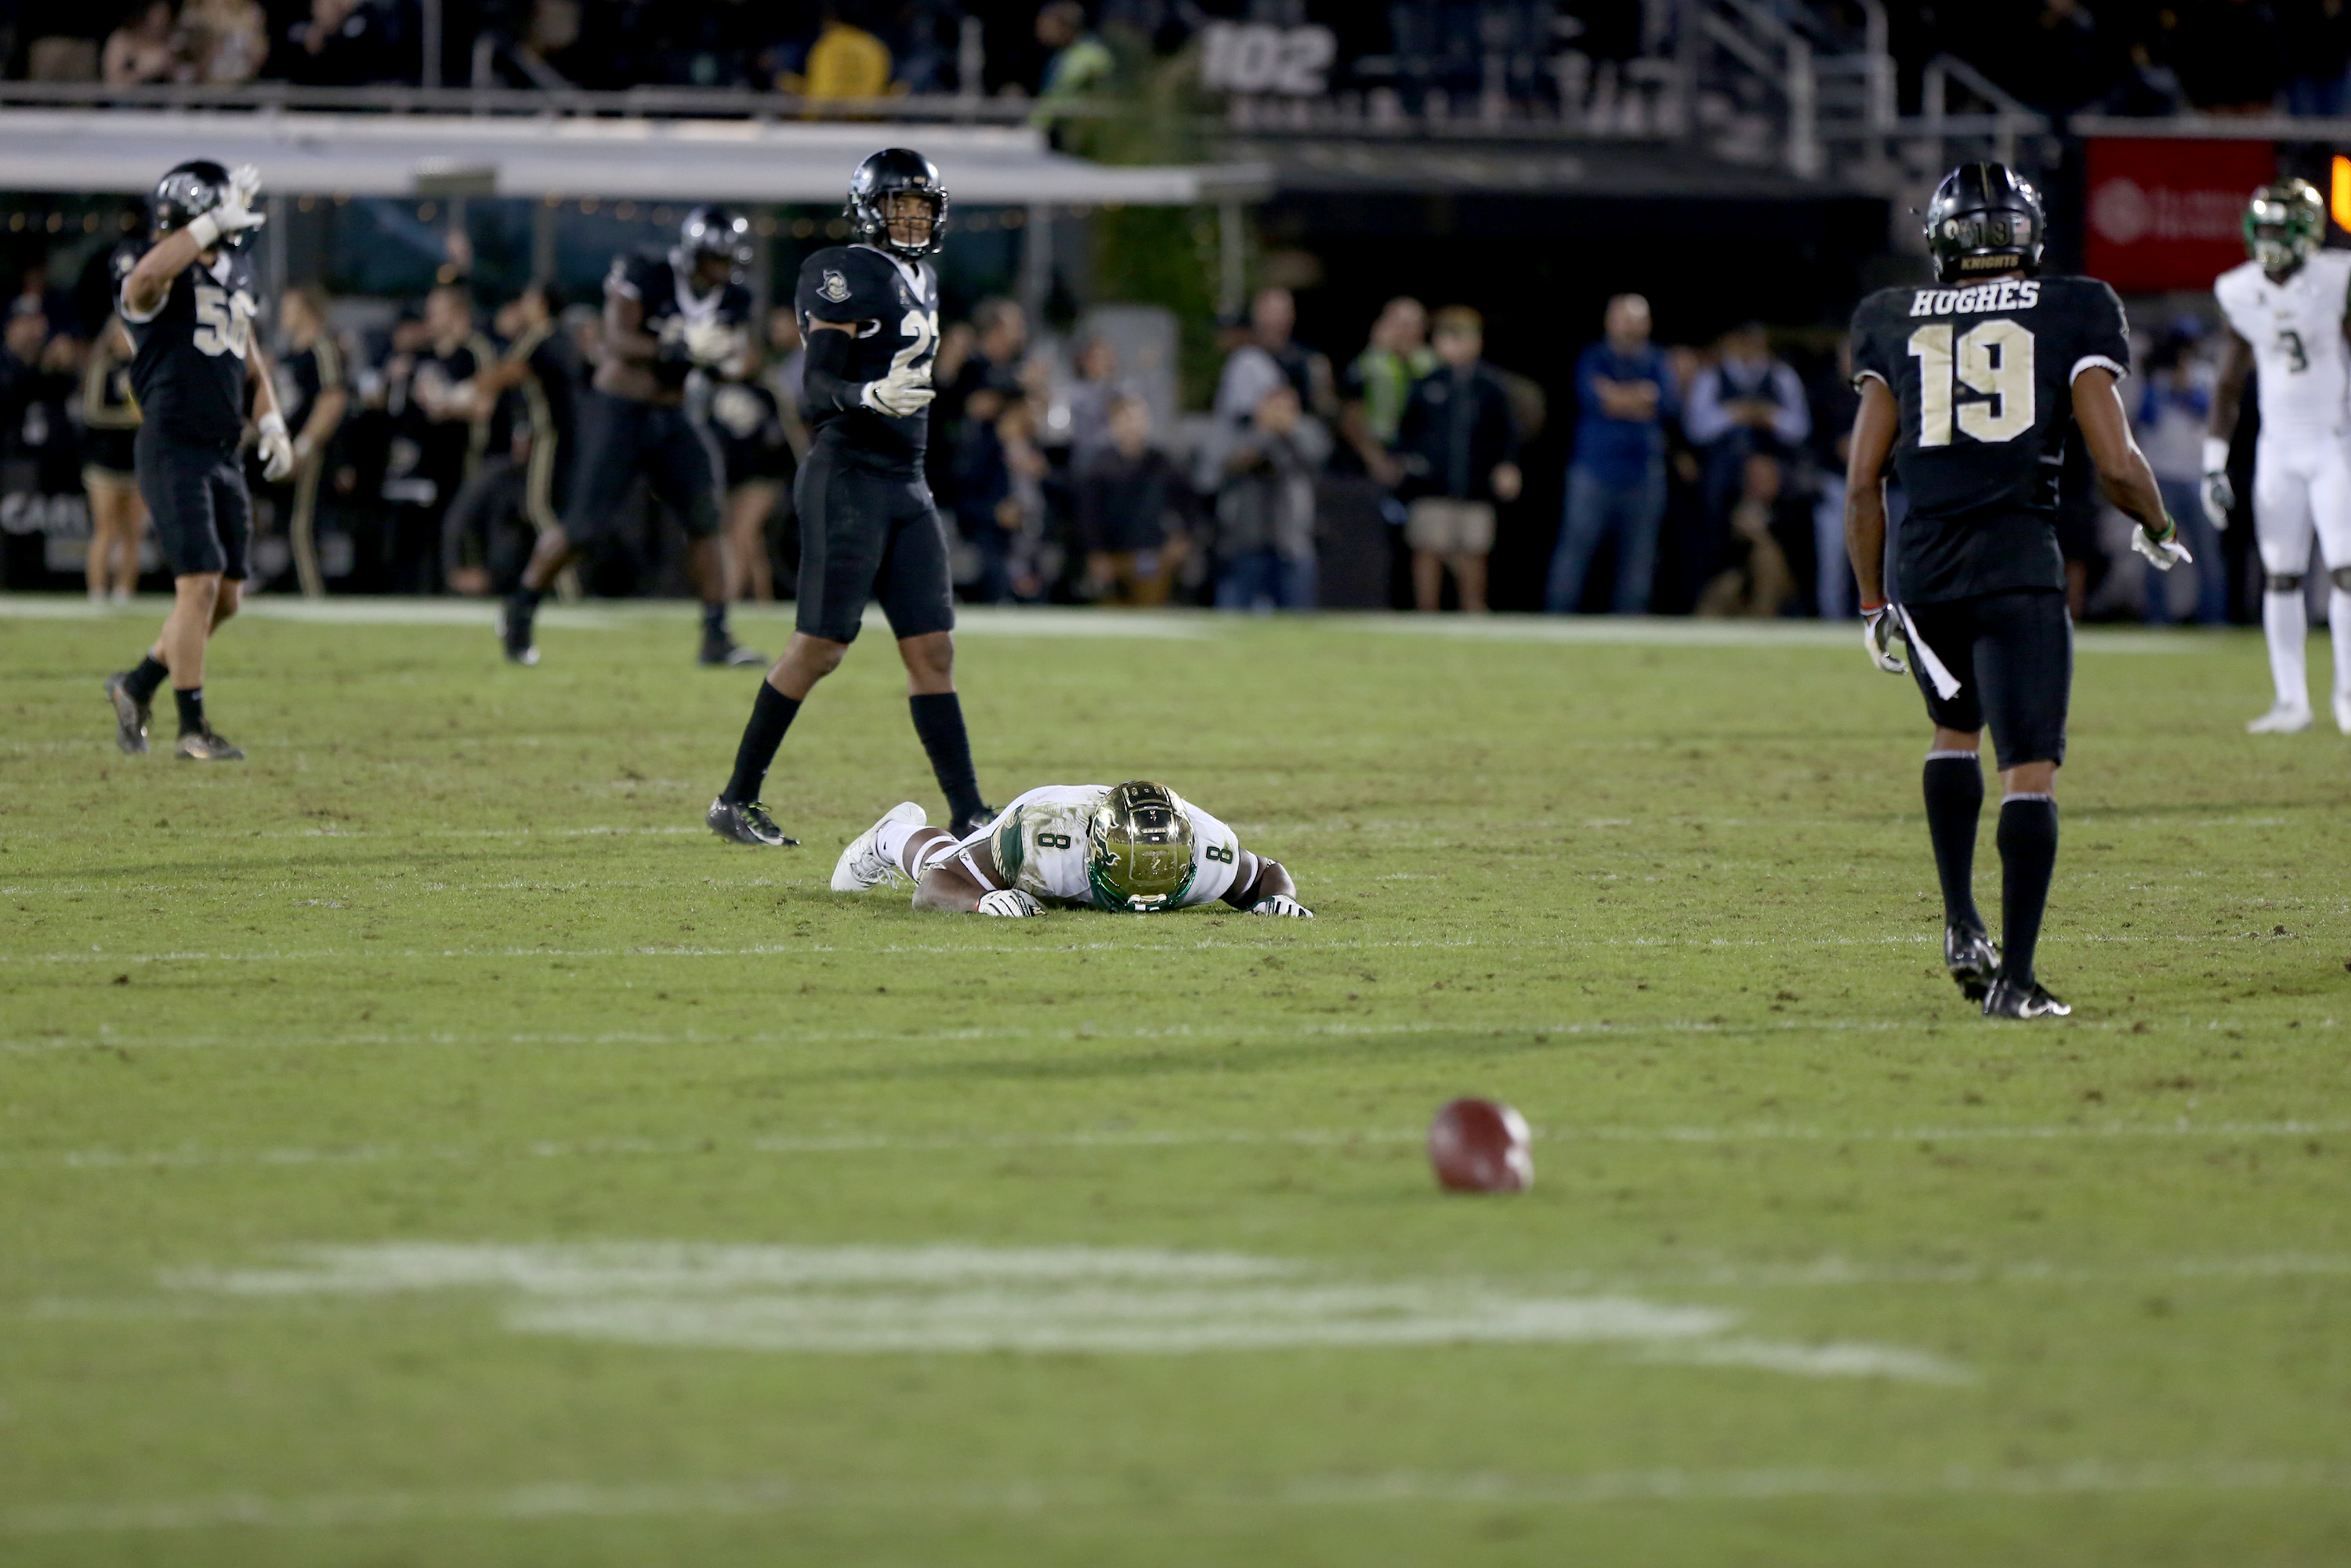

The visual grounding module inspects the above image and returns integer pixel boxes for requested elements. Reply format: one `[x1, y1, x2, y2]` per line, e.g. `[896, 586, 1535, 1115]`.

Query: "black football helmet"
[151, 159, 247, 248]
[846, 147, 947, 259]
[676, 204, 753, 276]
[1924, 162, 2044, 284]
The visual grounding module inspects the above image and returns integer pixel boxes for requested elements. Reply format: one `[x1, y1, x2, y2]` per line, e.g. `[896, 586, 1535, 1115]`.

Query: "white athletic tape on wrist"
[2202, 436, 2230, 474]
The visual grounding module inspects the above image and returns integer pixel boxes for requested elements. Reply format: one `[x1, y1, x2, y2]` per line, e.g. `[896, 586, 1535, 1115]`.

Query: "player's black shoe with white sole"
[103, 672, 150, 755]
[1981, 975, 2070, 1019]
[706, 797, 797, 847]
[1943, 922, 1999, 1002]
[699, 636, 768, 668]
[496, 598, 539, 666]
[951, 803, 998, 838]
[174, 729, 245, 762]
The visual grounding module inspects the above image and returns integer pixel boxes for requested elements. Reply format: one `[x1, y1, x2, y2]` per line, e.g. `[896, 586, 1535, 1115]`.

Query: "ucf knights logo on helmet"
[152, 159, 251, 249]
[2245, 179, 2324, 273]
[1086, 782, 1197, 913]
[1924, 162, 2044, 285]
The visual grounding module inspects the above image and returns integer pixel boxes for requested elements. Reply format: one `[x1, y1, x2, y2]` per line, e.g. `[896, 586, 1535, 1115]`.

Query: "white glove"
[2132, 519, 2192, 573]
[256, 411, 294, 482]
[860, 361, 935, 418]
[188, 164, 265, 250]
[1250, 894, 1313, 918]
[683, 318, 747, 370]
[2201, 436, 2233, 531]
[1860, 602, 1907, 675]
[975, 888, 1041, 918]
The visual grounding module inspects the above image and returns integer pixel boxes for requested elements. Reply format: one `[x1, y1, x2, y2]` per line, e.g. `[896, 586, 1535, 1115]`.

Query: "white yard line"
[9, 1117, 2347, 1177]
[5, 1458, 2342, 1535]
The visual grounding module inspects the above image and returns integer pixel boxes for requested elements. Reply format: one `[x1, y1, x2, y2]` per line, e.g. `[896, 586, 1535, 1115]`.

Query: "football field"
[3, 598, 2348, 1565]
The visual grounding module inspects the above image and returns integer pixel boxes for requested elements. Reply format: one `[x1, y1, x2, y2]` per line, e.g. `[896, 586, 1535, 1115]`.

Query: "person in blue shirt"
[1545, 294, 1680, 614]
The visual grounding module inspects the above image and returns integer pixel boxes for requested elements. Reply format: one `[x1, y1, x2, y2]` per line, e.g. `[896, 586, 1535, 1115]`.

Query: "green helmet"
[2246, 179, 2324, 273]
[1085, 781, 1197, 914]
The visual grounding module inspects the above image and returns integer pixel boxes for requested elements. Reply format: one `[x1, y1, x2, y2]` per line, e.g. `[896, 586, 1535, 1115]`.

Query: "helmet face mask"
[1924, 161, 2045, 285]
[1085, 781, 1197, 914]
[152, 159, 244, 250]
[677, 205, 753, 284]
[846, 147, 949, 259]
[2246, 180, 2324, 274]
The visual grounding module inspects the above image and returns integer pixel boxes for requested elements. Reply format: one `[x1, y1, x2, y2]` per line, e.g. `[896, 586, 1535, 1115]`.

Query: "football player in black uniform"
[706, 148, 991, 848]
[1846, 164, 2190, 1019]
[498, 206, 763, 667]
[102, 161, 294, 762]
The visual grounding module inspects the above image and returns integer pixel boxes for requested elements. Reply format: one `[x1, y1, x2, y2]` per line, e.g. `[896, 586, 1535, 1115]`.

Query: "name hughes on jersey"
[1908, 281, 2044, 318]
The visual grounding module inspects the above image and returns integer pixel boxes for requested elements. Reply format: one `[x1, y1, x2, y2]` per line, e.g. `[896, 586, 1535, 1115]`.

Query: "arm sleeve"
[2069, 281, 2132, 385]
[1682, 367, 1732, 444]
[799, 320, 864, 415]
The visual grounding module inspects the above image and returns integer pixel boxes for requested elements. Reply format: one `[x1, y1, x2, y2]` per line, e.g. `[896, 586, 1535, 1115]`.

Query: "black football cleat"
[699, 636, 768, 668]
[103, 672, 150, 755]
[174, 729, 245, 762]
[706, 796, 797, 847]
[951, 802, 998, 839]
[1982, 975, 2071, 1019]
[1943, 922, 1999, 1002]
[496, 598, 539, 666]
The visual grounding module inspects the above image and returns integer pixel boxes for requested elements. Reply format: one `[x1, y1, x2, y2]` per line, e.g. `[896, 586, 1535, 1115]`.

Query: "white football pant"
[2251, 437, 2351, 713]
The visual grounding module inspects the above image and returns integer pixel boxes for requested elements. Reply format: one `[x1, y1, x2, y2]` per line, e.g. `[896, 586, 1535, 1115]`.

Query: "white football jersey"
[2214, 252, 2351, 441]
[979, 784, 1243, 911]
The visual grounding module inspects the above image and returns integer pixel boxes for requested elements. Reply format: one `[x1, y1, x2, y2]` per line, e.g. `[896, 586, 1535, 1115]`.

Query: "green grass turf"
[2, 597, 2349, 1566]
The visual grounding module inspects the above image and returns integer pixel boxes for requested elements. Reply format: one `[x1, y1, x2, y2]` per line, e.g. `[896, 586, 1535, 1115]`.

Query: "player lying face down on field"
[830, 782, 1311, 918]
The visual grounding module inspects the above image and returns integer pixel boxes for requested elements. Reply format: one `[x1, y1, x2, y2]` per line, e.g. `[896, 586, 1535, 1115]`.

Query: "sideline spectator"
[1076, 391, 1186, 605]
[1684, 320, 1809, 600]
[1215, 286, 1334, 427]
[2135, 320, 2226, 623]
[1036, 0, 1114, 99]
[1212, 381, 1324, 611]
[282, 0, 404, 86]
[102, 1, 178, 84]
[1056, 334, 1122, 465]
[1394, 305, 1520, 614]
[1546, 292, 1676, 614]
[1340, 295, 1433, 482]
[781, 2, 900, 100]
[1695, 452, 1795, 617]
[1806, 336, 1860, 619]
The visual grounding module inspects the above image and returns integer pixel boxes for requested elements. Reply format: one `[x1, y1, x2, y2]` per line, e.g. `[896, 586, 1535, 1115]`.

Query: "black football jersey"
[1850, 273, 2129, 603]
[795, 244, 940, 468]
[609, 250, 754, 395]
[119, 246, 260, 447]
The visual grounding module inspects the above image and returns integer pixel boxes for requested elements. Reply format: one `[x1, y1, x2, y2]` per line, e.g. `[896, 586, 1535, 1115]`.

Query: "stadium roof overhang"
[0, 111, 1271, 207]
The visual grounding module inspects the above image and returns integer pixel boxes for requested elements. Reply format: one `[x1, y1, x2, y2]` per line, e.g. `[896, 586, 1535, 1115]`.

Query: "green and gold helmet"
[1085, 781, 1197, 914]
[2246, 179, 2324, 273]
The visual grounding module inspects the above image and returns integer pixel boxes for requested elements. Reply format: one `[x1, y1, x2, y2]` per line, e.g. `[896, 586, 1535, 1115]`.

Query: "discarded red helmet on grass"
[1427, 1097, 1533, 1193]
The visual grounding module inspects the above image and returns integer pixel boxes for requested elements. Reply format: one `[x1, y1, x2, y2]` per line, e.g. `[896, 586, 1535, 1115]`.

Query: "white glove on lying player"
[1250, 895, 1313, 918]
[2131, 518, 2193, 573]
[1860, 602, 1907, 675]
[2200, 436, 2233, 531]
[976, 889, 1042, 918]
[860, 361, 935, 418]
[683, 318, 748, 370]
[256, 411, 294, 482]
[188, 164, 266, 250]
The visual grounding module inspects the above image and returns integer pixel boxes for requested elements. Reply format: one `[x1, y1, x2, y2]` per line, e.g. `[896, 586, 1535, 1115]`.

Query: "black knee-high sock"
[1922, 751, 1984, 930]
[721, 683, 800, 804]
[121, 654, 170, 704]
[172, 686, 205, 737]
[908, 692, 983, 822]
[1996, 794, 2059, 985]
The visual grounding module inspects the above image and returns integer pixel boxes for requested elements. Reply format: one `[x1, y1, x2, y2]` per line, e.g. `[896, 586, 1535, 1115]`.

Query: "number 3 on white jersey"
[192, 284, 256, 360]
[1907, 320, 2034, 447]
[889, 309, 938, 379]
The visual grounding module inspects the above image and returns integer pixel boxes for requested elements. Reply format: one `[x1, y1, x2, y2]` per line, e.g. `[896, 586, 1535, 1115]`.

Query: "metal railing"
[0, 78, 1050, 124]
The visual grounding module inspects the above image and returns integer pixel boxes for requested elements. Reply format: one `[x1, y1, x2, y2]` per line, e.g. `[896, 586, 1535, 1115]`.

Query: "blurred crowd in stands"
[0, 216, 2271, 623]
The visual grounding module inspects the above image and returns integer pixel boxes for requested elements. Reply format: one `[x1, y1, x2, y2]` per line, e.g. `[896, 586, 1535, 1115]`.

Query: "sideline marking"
[5, 1458, 2343, 1535]
[155, 1241, 1962, 1378]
